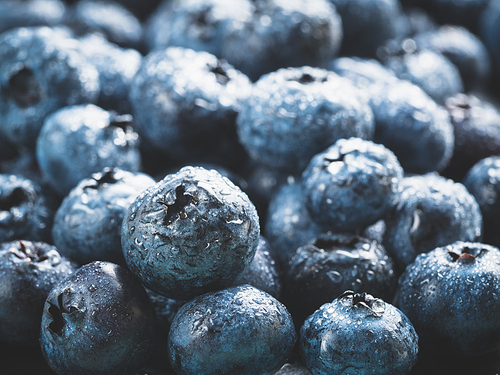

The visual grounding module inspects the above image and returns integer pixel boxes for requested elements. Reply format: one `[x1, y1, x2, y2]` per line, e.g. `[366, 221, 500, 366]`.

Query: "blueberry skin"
[237, 67, 374, 174]
[463, 156, 500, 249]
[300, 291, 418, 375]
[396, 242, 500, 357]
[480, 0, 500, 66]
[36, 104, 142, 196]
[122, 166, 260, 300]
[0, 240, 75, 346]
[0, 26, 100, 148]
[301, 138, 403, 232]
[275, 363, 312, 375]
[284, 234, 397, 326]
[265, 180, 323, 265]
[129, 46, 251, 168]
[0, 174, 56, 243]
[383, 173, 482, 271]
[52, 168, 155, 266]
[167, 284, 297, 375]
[442, 94, 500, 182]
[40, 261, 157, 375]
[78, 33, 142, 114]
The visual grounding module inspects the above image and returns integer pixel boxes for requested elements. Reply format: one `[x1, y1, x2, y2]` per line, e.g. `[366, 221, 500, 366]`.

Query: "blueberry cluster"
[2, 1, 500, 375]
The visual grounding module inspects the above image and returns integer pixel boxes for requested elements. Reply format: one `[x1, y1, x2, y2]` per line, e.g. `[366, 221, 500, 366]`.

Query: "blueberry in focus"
[396, 241, 500, 357]
[52, 168, 155, 265]
[40, 261, 157, 375]
[36, 104, 142, 196]
[167, 284, 297, 375]
[383, 173, 482, 272]
[300, 290, 418, 375]
[0, 26, 100, 148]
[301, 137, 403, 232]
[121, 166, 260, 300]
[236, 66, 374, 174]
[0, 240, 75, 346]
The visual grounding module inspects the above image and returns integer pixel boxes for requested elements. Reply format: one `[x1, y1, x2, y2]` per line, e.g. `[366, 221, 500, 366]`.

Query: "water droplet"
[327, 270, 343, 283]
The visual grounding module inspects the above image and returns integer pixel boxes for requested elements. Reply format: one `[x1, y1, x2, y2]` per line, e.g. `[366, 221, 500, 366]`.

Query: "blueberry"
[52, 168, 155, 266]
[383, 173, 482, 272]
[480, 0, 500, 67]
[129, 46, 251, 169]
[0, 173, 56, 243]
[121, 166, 260, 300]
[237, 67, 374, 174]
[36, 104, 142, 196]
[300, 290, 418, 375]
[40, 261, 157, 375]
[301, 137, 403, 232]
[167, 284, 297, 375]
[396, 241, 500, 357]
[0, 240, 75, 346]
[0, 26, 100, 148]
[284, 233, 397, 326]
[275, 363, 312, 375]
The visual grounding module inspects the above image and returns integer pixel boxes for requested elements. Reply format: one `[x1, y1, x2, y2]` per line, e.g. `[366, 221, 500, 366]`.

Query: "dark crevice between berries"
[0, 187, 30, 211]
[208, 61, 230, 85]
[13, 241, 49, 262]
[6, 67, 42, 108]
[161, 185, 195, 226]
[48, 293, 68, 335]
[192, 8, 209, 27]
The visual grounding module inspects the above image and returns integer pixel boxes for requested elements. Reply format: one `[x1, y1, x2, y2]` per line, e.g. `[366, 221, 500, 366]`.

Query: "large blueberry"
[40, 261, 157, 375]
[0, 240, 75, 346]
[300, 291, 418, 375]
[0, 26, 100, 148]
[301, 137, 403, 232]
[121, 166, 260, 300]
[396, 242, 500, 357]
[36, 104, 142, 196]
[52, 168, 155, 265]
[236, 67, 374, 174]
[167, 284, 297, 375]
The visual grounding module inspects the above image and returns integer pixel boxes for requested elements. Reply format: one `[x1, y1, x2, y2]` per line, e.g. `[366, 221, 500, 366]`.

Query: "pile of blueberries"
[3, 0, 500, 374]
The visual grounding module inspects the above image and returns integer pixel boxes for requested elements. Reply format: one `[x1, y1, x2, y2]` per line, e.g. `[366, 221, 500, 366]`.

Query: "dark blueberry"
[40, 261, 157, 375]
[441, 94, 500, 182]
[63, 0, 144, 50]
[265, 179, 323, 265]
[52, 168, 155, 265]
[220, 0, 343, 81]
[121, 166, 260, 300]
[383, 173, 482, 271]
[300, 291, 418, 375]
[284, 233, 397, 326]
[463, 156, 500, 249]
[330, 0, 403, 58]
[0, 174, 56, 243]
[480, 1, 500, 68]
[0, 240, 75, 346]
[414, 25, 491, 92]
[36, 104, 142, 196]
[379, 39, 463, 104]
[396, 241, 500, 357]
[231, 235, 282, 299]
[237, 67, 374, 174]
[78, 33, 142, 114]
[129, 46, 251, 169]
[167, 284, 297, 375]
[0, 0, 66, 35]
[301, 137, 403, 232]
[0, 26, 100, 148]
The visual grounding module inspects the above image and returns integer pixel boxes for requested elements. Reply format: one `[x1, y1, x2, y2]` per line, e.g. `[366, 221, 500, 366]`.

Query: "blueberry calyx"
[87, 169, 119, 190]
[108, 113, 134, 131]
[208, 61, 230, 85]
[0, 187, 32, 212]
[340, 290, 385, 317]
[12, 241, 49, 262]
[5, 66, 42, 108]
[312, 236, 359, 251]
[445, 95, 472, 123]
[48, 290, 78, 336]
[448, 246, 488, 263]
[160, 185, 196, 225]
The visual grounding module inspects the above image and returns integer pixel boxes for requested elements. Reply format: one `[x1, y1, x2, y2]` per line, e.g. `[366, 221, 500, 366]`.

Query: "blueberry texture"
[167, 284, 297, 375]
[121, 166, 260, 300]
[396, 242, 500, 357]
[301, 137, 403, 232]
[237, 67, 374, 174]
[36, 104, 142, 196]
[52, 168, 155, 265]
[0, 240, 75, 346]
[300, 291, 418, 375]
[40, 261, 157, 375]
[383, 173, 482, 271]
[0, 26, 100, 148]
